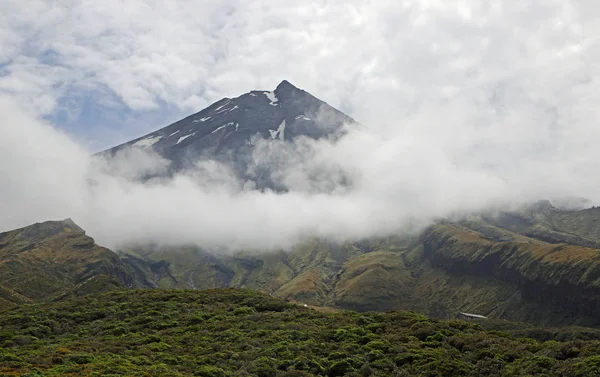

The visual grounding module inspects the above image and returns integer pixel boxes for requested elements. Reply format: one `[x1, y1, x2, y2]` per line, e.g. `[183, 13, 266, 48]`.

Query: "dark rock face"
[99, 80, 359, 188]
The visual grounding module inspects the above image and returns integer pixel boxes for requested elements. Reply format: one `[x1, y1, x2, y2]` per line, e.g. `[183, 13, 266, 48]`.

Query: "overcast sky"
[1, 1, 600, 249]
[2, 1, 596, 151]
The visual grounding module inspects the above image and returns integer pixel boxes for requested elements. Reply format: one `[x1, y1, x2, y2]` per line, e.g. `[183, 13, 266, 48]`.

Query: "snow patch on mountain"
[269, 119, 286, 140]
[215, 105, 239, 115]
[193, 116, 212, 123]
[264, 91, 278, 106]
[168, 130, 180, 137]
[133, 135, 162, 148]
[177, 133, 195, 144]
[212, 122, 237, 134]
[214, 100, 231, 112]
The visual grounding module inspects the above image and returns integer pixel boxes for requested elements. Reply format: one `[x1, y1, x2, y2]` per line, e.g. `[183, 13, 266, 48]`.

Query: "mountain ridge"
[0, 218, 135, 307]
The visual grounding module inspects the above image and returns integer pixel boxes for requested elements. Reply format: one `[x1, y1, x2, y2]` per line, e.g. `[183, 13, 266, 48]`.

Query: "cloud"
[1, 1, 600, 250]
[2, 1, 599, 149]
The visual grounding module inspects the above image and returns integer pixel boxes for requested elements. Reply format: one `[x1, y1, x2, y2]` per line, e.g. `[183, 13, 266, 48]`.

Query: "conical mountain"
[100, 80, 359, 188]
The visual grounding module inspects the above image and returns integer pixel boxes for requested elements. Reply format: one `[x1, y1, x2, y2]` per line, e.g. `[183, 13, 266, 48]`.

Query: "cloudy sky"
[1, 0, 600, 249]
[3, 1, 596, 151]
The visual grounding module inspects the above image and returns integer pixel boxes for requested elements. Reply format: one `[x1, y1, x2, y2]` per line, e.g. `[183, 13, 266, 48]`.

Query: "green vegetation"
[2, 289, 600, 376]
[421, 220, 600, 325]
[483, 202, 600, 249]
[0, 219, 134, 310]
[3, 209, 600, 376]
[5, 200, 600, 334]
[120, 224, 600, 327]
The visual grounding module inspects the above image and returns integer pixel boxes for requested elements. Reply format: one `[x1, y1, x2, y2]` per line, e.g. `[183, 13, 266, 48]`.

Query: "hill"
[0, 219, 134, 309]
[117, 201, 600, 327]
[2, 288, 600, 376]
[2, 202, 600, 329]
[118, 237, 416, 312]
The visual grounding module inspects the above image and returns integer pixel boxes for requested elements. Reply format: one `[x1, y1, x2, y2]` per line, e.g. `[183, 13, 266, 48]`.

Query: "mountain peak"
[273, 79, 304, 99]
[100, 81, 358, 188]
[61, 218, 86, 233]
[530, 200, 556, 213]
[275, 79, 296, 91]
[12, 219, 86, 241]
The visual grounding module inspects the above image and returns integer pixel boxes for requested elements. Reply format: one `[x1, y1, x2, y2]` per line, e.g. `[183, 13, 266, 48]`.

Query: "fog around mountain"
[1, 78, 599, 251]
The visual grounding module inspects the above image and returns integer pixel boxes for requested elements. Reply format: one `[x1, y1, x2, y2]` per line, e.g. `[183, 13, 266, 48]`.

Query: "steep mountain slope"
[418, 212, 600, 325]
[100, 80, 359, 189]
[0, 219, 134, 308]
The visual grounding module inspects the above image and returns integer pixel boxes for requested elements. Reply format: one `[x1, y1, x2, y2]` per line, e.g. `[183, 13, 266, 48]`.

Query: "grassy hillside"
[421, 221, 600, 326]
[116, 203, 600, 327]
[0, 219, 134, 308]
[482, 202, 600, 248]
[119, 235, 572, 326]
[3, 202, 600, 329]
[118, 238, 417, 311]
[3, 289, 600, 376]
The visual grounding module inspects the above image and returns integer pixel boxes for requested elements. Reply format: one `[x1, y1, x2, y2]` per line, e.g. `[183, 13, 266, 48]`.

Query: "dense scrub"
[1, 289, 600, 376]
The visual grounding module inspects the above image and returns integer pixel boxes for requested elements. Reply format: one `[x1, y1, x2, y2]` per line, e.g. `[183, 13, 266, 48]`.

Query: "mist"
[2, 75, 600, 251]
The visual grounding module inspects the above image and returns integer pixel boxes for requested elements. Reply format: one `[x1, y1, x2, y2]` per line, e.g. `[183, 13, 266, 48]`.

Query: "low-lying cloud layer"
[1, 1, 600, 250]
[2, 86, 599, 251]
